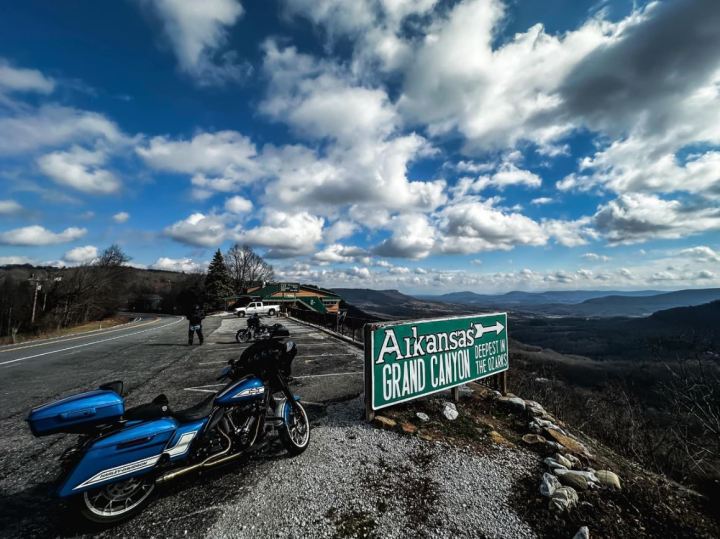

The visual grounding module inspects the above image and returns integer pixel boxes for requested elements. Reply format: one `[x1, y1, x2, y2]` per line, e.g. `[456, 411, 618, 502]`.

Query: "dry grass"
[0, 315, 133, 346]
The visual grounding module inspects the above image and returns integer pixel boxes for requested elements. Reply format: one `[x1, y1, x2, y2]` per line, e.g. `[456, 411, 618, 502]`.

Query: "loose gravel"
[209, 397, 538, 538]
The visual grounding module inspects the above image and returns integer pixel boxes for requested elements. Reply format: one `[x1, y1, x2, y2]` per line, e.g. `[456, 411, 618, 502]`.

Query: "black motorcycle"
[236, 322, 290, 343]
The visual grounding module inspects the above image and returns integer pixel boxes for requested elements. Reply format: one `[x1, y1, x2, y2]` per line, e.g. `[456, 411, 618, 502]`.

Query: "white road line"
[0, 317, 149, 353]
[0, 317, 184, 367]
[198, 360, 228, 365]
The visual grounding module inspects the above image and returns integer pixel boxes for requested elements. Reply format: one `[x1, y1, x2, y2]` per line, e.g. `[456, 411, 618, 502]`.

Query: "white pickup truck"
[234, 301, 280, 317]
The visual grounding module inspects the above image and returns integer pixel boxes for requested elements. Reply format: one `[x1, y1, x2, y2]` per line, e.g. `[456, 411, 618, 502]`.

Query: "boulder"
[549, 486, 578, 512]
[544, 428, 589, 456]
[596, 470, 621, 490]
[564, 453, 582, 469]
[416, 412, 430, 422]
[442, 402, 459, 421]
[573, 526, 590, 539]
[497, 396, 526, 411]
[373, 416, 397, 430]
[540, 472, 561, 497]
[524, 400, 546, 416]
[543, 457, 568, 472]
[559, 471, 591, 491]
[522, 433, 547, 445]
[554, 453, 573, 469]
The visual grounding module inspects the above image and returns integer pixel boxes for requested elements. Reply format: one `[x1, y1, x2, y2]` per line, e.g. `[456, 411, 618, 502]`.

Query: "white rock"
[442, 402, 459, 421]
[416, 412, 430, 422]
[543, 457, 568, 471]
[539, 472, 561, 497]
[497, 396, 526, 411]
[549, 486, 578, 512]
[573, 526, 590, 539]
[554, 453, 573, 469]
[596, 470, 621, 489]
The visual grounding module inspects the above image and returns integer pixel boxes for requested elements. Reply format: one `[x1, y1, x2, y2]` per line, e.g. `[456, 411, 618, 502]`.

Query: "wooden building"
[226, 282, 342, 313]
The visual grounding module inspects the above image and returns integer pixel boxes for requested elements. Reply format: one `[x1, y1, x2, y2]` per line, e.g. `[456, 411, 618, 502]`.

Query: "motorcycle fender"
[58, 418, 178, 497]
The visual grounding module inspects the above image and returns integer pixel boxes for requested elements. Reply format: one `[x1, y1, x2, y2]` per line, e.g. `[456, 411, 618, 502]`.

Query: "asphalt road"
[0, 313, 364, 537]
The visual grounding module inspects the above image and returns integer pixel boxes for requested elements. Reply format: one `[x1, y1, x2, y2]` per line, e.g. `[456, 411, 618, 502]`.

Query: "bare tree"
[225, 244, 274, 294]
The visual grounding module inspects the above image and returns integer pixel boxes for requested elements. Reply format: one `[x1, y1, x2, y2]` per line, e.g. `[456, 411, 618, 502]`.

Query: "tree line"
[0, 243, 274, 341]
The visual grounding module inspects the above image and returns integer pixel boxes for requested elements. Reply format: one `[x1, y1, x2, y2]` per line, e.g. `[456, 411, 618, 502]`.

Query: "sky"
[1, 0, 719, 294]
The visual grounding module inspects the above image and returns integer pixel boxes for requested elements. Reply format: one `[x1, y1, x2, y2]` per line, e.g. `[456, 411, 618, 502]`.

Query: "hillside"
[510, 301, 720, 362]
[333, 288, 467, 318]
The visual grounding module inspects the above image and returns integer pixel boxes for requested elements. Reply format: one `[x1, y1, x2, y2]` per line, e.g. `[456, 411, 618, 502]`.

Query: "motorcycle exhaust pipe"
[157, 427, 238, 484]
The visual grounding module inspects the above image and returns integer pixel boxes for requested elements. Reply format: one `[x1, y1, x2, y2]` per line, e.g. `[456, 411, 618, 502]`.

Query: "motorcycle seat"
[124, 393, 215, 423]
[172, 394, 215, 423]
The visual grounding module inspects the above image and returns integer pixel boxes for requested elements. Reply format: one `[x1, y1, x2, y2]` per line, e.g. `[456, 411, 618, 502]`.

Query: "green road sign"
[365, 313, 508, 411]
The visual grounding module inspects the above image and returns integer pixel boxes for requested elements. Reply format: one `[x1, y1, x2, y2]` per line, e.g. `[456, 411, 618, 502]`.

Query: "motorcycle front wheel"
[235, 329, 251, 343]
[76, 476, 155, 524]
[279, 400, 310, 455]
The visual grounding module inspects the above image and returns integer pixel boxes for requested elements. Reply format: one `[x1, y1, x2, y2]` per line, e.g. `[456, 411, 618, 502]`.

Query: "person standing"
[187, 304, 205, 345]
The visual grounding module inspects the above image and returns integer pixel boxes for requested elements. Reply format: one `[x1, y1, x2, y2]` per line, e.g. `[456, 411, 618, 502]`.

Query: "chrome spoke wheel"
[82, 477, 155, 518]
[285, 402, 309, 448]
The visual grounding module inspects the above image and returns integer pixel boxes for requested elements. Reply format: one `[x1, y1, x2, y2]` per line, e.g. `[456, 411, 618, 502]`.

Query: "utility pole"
[29, 274, 42, 325]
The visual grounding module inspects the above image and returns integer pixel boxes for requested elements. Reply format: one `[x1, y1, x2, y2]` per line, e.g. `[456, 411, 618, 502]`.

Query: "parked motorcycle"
[235, 322, 290, 343]
[26, 339, 309, 525]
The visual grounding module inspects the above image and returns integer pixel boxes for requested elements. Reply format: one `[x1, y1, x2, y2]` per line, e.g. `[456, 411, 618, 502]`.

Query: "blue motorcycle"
[26, 339, 309, 525]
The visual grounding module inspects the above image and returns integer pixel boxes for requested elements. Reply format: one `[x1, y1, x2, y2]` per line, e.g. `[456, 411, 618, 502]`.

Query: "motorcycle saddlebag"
[27, 390, 125, 436]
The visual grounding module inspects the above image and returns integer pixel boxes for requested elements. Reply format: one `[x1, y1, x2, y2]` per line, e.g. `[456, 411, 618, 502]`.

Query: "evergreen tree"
[204, 249, 233, 309]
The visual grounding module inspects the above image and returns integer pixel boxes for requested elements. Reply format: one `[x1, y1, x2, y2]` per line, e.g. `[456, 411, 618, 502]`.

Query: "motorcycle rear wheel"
[279, 400, 310, 455]
[77, 476, 155, 524]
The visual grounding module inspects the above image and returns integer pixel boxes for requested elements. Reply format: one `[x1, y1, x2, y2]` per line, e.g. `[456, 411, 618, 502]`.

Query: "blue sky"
[1, 0, 719, 293]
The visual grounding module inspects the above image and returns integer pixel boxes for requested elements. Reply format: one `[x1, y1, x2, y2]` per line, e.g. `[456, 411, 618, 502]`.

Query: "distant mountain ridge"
[419, 288, 720, 317]
[421, 289, 663, 306]
[332, 288, 467, 319]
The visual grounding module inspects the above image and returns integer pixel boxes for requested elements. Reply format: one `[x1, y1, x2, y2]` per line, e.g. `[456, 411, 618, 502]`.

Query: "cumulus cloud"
[224, 195, 252, 214]
[0, 199, 23, 215]
[138, 0, 249, 85]
[531, 197, 553, 206]
[238, 211, 324, 257]
[63, 245, 98, 264]
[164, 212, 229, 247]
[137, 130, 258, 177]
[0, 105, 123, 155]
[593, 193, 720, 244]
[678, 246, 720, 263]
[113, 211, 130, 223]
[374, 213, 436, 258]
[37, 146, 120, 194]
[0, 256, 35, 265]
[437, 200, 547, 254]
[151, 256, 206, 273]
[324, 220, 357, 243]
[313, 243, 369, 264]
[0, 59, 55, 94]
[0, 225, 86, 246]
[582, 252, 611, 263]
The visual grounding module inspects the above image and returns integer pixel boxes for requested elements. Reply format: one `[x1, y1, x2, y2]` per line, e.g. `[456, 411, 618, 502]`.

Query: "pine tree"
[204, 249, 233, 309]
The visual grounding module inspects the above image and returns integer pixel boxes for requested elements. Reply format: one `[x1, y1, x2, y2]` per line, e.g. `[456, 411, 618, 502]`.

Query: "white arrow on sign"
[473, 321, 505, 338]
